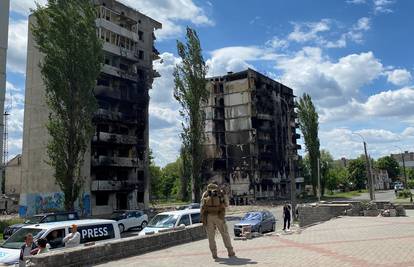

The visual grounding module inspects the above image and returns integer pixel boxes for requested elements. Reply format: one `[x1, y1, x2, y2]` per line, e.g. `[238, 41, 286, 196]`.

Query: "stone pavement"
[97, 216, 414, 267]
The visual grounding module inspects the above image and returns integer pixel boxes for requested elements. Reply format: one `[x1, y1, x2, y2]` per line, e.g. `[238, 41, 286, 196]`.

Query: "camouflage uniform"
[201, 183, 235, 259]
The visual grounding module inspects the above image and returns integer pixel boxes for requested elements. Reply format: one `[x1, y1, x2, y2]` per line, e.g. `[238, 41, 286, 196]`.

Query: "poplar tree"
[297, 93, 320, 196]
[32, 0, 103, 210]
[174, 27, 208, 201]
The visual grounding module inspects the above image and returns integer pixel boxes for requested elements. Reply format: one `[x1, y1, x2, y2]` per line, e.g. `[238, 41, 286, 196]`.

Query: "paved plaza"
[98, 215, 414, 267]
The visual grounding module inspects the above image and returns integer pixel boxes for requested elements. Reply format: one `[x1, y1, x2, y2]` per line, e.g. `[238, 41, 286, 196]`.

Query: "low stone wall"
[28, 224, 206, 267]
[298, 203, 351, 227]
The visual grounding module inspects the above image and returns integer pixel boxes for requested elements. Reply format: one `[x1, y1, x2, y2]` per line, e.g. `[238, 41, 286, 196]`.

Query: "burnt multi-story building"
[202, 69, 301, 204]
[20, 0, 161, 216]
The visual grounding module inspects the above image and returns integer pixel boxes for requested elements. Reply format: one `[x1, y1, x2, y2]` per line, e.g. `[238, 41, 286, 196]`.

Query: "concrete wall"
[298, 203, 351, 227]
[28, 224, 206, 267]
[5, 155, 22, 195]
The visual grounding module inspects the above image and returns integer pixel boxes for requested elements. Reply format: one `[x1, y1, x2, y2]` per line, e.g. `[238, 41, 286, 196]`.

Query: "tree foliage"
[375, 156, 400, 181]
[173, 27, 208, 201]
[348, 158, 367, 190]
[296, 93, 320, 195]
[319, 150, 334, 196]
[32, 0, 103, 210]
[179, 145, 191, 201]
[326, 167, 349, 193]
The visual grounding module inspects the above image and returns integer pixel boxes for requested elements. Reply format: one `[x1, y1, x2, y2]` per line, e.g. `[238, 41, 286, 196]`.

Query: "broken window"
[138, 50, 144, 60]
[138, 30, 144, 41]
[96, 193, 109, 206]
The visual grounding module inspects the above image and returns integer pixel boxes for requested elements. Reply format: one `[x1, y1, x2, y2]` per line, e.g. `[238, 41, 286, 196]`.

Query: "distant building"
[372, 168, 391, 190]
[201, 69, 301, 204]
[391, 151, 414, 169]
[5, 155, 22, 196]
[20, 0, 161, 216]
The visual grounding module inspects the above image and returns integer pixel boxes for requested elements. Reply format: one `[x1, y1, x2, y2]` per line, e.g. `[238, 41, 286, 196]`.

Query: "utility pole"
[353, 133, 374, 201]
[394, 146, 407, 187]
[363, 141, 374, 200]
[317, 157, 321, 202]
[0, 0, 10, 193]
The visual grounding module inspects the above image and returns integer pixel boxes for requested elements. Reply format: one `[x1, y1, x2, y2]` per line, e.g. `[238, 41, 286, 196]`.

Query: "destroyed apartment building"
[202, 69, 302, 204]
[20, 0, 161, 216]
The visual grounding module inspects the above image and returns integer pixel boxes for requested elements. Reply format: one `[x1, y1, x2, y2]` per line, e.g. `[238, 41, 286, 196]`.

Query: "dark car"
[176, 203, 200, 210]
[3, 211, 79, 239]
[234, 210, 276, 237]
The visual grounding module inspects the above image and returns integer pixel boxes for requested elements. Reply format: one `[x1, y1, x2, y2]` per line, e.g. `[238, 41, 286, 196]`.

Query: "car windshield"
[148, 214, 178, 228]
[1, 228, 44, 249]
[24, 216, 44, 224]
[111, 212, 127, 220]
[243, 212, 262, 221]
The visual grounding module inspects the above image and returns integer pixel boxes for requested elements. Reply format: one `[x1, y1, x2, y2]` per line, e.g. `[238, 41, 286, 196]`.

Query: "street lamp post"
[279, 96, 296, 219]
[394, 146, 407, 187]
[352, 133, 375, 200]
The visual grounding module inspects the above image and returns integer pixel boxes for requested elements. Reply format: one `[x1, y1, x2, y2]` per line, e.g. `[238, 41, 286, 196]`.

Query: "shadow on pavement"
[216, 257, 258, 265]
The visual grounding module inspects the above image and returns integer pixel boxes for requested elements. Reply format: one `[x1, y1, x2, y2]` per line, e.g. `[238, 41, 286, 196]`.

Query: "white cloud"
[206, 46, 279, 76]
[7, 19, 28, 74]
[386, 69, 412, 86]
[346, 0, 367, 4]
[10, 0, 47, 16]
[374, 0, 395, 14]
[265, 37, 288, 50]
[288, 19, 331, 43]
[118, 0, 214, 40]
[277, 48, 383, 104]
[320, 127, 414, 160]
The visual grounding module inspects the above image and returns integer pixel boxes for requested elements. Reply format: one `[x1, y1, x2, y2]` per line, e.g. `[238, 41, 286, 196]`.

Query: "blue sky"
[5, 0, 414, 166]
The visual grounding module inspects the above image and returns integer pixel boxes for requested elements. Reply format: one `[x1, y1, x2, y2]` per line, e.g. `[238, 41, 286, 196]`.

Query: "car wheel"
[141, 221, 148, 229]
[119, 224, 125, 233]
[271, 223, 276, 232]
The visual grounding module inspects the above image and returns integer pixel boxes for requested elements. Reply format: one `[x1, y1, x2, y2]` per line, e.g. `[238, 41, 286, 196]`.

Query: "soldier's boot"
[228, 249, 235, 257]
[212, 251, 218, 259]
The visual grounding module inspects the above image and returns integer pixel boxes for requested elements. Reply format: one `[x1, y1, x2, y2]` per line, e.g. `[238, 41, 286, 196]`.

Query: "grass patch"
[324, 190, 368, 199]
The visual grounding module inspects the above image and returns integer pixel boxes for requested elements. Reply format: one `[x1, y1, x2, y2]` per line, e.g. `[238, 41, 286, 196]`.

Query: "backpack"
[204, 188, 224, 207]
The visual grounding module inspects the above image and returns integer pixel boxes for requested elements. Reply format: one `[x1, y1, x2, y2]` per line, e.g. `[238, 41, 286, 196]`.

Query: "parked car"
[394, 182, 404, 191]
[234, 210, 276, 237]
[0, 219, 120, 266]
[3, 211, 79, 240]
[139, 209, 200, 236]
[176, 203, 200, 210]
[111, 210, 148, 233]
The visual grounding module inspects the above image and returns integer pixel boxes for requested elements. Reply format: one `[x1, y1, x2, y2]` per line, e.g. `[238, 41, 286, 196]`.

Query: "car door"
[263, 212, 271, 231]
[177, 214, 191, 227]
[135, 211, 143, 226]
[126, 212, 135, 229]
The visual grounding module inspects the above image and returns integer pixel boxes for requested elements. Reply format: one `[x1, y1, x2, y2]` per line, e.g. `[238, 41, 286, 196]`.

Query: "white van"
[0, 219, 121, 266]
[138, 209, 201, 236]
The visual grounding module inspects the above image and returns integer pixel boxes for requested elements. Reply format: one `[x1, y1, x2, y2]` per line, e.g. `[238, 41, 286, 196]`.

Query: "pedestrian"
[36, 238, 49, 254]
[63, 224, 81, 248]
[19, 233, 36, 267]
[201, 182, 235, 259]
[283, 202, 291, 231]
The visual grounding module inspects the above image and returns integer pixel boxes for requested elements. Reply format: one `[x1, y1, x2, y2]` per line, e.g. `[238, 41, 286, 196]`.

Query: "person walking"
[63, 224, 81, 248]
[201, 182, 235, 259]
[283, 202, 291, 231]
[19, 233, 36, 267]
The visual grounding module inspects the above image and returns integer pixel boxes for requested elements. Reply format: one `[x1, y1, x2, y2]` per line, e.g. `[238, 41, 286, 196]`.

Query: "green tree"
[174, 27, 208, 201]
[179, 145, 191, 201]
[326, 167, 349, 193]
[297, 94, 320, 196]
[348, 158, 367, 190]
[32, 0, 102, 210]
[161, 160, 181, 199]
[376, 156, 400, 181]
[319, 150, 334, 196]
[407, 168, 414, 180]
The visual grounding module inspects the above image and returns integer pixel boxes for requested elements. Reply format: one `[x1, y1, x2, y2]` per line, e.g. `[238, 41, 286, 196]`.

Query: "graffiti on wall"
[19, 192, 91, 217]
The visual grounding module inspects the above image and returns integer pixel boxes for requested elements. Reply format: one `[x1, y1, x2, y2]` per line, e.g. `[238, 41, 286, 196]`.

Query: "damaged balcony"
[92, 155, 144, 168]
[91, 180, 144, 192]
[94, 85, 142, 102]
[94, 109, 140, 124]
[92, 132, 138, 145]
[102, 64, 139, 82]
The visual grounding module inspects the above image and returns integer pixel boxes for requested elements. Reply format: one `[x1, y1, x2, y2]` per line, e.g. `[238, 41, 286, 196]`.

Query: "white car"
[0, 219, 121, 266]
[111, 210, 148, 233]
[139, 209, 201, 236]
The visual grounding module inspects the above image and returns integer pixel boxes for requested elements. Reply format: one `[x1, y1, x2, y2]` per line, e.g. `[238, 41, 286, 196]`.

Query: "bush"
[407, 180, 414, 189]
[397, 189, 412, 199]
[0, 218, 24, 234]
